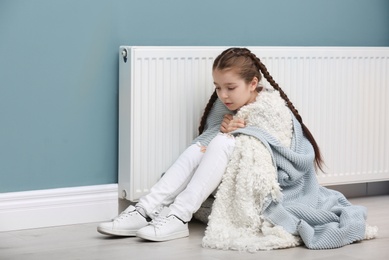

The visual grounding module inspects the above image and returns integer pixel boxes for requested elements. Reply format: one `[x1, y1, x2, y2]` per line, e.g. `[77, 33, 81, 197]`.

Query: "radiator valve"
[121, 190, 127, 199]
[121, 49, 127, 63]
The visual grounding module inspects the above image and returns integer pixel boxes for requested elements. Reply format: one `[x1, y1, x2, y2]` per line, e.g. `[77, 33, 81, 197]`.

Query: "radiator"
[118, 46, 389, 201]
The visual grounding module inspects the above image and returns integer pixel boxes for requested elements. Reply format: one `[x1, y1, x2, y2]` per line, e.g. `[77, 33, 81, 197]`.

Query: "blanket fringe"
[364, 224, 378, 240]
[202, 219, 301, 252]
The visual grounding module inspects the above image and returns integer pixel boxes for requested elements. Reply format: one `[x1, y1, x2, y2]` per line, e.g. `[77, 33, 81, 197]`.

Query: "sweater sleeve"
[192, 98, 232, 146]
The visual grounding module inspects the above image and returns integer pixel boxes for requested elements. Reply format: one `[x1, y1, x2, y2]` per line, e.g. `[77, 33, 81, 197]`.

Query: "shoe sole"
[97, 226, 137, 236]
[136, 230, 189, 242]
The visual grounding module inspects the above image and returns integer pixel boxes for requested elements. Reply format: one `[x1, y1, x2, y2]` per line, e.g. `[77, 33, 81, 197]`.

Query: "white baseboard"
[0, 184, 118, 232]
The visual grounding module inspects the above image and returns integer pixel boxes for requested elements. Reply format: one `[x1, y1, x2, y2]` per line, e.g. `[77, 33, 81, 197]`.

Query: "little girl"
[98, 47, 377, 249]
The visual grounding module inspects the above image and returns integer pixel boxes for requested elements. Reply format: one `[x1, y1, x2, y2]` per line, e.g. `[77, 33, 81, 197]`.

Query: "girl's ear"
[250, 77, 259, 91]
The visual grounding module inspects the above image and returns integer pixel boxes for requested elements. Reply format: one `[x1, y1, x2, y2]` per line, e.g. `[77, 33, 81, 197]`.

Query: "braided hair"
[198, 47, 324, 172]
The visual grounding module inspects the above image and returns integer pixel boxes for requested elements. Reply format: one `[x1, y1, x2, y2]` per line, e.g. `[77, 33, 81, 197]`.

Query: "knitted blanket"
[201, 90, 377, 251]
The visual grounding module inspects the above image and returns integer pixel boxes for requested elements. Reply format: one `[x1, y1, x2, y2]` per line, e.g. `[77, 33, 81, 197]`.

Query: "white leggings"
[137, 133, 236, 222]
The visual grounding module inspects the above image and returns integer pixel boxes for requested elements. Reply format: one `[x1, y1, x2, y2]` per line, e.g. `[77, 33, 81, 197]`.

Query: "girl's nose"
[220, 90, 228, 99]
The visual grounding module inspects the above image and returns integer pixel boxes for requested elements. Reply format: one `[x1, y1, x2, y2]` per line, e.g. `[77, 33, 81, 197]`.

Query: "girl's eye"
[228, 87, 236, 90]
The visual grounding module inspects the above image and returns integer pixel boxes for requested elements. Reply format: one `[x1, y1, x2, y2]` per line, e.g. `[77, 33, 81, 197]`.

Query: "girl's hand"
[220, 114, 245, 133]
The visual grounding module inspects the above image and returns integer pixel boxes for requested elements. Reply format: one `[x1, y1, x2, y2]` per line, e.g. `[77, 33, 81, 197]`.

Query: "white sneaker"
[136, 214, 189, 242]
[97, 205, 149, 236]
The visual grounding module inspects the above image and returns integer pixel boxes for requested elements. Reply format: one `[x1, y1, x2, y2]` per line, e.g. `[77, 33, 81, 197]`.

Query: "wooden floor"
[1, 195, 388, 260]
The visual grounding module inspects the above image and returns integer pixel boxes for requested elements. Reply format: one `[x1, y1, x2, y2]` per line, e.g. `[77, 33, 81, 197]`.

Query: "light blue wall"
[1, 0, 388, 193]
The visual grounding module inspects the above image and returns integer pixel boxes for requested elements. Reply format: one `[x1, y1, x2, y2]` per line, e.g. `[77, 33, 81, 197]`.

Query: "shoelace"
[149, 215, 170, 228]
[113, 209, 134, 222]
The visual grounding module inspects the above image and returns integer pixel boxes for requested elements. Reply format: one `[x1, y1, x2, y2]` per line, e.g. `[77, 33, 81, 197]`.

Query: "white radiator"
[118, 46, 389, 201]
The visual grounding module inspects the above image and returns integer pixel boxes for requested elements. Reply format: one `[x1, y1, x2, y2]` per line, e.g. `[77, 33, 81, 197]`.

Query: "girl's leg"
[98, 143, 204, 237]
[137, 143, 204, 218]
[169, 133, 236, 222]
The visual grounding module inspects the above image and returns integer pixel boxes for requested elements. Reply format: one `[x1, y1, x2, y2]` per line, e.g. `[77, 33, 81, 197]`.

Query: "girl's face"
[213, 69, 258, 111]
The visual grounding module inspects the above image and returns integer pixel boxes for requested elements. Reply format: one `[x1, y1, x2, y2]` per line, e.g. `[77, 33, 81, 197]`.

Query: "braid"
[251, 54, 303, 123]
[249, 53, 324, 172]
[198, 90, 218, 135]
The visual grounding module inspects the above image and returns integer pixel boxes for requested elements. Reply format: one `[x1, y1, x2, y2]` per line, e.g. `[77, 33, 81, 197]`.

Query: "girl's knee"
[208, 133, 236, 152]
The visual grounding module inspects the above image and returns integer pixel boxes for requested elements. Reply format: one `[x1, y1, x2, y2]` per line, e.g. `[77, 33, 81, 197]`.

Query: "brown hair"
[198, 47, 324, 171]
